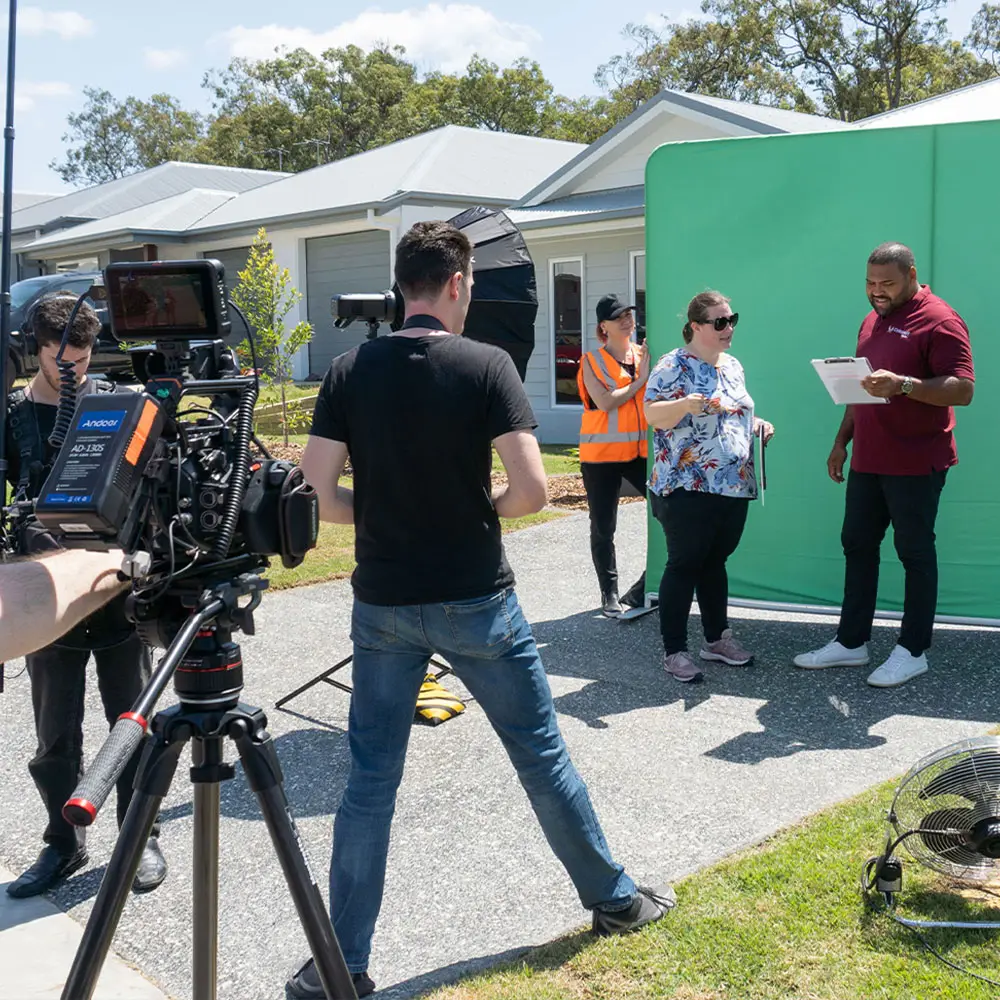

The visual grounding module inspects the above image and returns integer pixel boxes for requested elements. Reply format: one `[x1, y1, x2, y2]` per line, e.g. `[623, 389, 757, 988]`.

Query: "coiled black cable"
[211, 379, 257, 560]
[48, 295, 90, 450]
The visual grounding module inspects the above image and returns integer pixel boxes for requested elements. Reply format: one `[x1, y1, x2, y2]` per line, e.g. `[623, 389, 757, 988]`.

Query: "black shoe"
[620, 575, 646, 609]
[287, 957, 375, 998]
[133, 836, 167, 893]
[592, 883, 677, 936]
[6, 845, 88, 899]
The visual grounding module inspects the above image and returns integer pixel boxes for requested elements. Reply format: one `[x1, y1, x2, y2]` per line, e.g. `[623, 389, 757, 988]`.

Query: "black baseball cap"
[596, 293, 636, 323]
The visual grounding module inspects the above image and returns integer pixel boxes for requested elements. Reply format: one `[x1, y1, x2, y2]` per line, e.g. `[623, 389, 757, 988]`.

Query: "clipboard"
[811, 356, 888, 405]
[756, 423, 767, 506]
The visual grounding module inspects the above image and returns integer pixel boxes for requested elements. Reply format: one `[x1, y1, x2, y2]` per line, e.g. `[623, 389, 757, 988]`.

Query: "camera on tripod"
[30, 260, 319, 641]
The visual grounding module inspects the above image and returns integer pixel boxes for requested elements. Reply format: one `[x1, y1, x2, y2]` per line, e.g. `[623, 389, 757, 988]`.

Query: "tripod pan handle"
[63, 713, 148, 827]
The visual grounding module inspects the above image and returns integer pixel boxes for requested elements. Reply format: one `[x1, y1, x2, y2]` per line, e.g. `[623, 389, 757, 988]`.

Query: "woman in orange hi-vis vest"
[577, 293, 650, 617]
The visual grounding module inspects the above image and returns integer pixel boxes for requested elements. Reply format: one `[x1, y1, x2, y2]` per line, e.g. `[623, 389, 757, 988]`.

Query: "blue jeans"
[329, 588, 637, 972]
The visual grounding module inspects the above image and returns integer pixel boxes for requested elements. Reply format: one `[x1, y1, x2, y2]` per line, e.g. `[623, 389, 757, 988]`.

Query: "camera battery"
[36, 392, 165, 546]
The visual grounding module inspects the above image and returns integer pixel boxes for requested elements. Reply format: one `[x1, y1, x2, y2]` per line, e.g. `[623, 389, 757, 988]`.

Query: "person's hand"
[755, 419, 775, 444]
[684, 393, 708, 414]
[827, 442, 848, 483]
[635, 342, 650, 383]
[861, 369, 902, 398]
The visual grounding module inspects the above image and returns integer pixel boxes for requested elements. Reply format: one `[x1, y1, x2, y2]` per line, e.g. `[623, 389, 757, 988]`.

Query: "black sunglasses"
[703, 313, 739, 331]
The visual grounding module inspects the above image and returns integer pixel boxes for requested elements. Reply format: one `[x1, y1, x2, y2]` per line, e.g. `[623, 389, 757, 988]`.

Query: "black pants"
[581, 456, 648, 599]
[652, 489, 750, 655]
[836, 469, 947, 656]
[26, 634, 157, 855]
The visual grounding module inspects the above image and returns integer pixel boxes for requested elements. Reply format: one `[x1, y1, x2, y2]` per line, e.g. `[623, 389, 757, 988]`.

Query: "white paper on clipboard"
[811, 356, 889, 405]
[755, 424, 765, 507]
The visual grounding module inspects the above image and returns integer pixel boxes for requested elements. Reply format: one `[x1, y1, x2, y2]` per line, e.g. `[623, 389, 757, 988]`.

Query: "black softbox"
[389, 207, 538, 381]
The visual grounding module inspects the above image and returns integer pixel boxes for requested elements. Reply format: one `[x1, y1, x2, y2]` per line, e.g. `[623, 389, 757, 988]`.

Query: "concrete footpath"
[0, 866, 169, 999]
[0, 504, 996, 1000]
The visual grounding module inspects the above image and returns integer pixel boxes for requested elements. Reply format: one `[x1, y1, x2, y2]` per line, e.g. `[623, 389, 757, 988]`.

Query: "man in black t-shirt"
[289, 222, 674, 999]
[4, 293, 166, 901]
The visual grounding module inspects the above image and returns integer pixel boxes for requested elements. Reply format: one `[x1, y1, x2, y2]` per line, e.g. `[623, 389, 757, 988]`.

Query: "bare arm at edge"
[0, 549, 126, 661]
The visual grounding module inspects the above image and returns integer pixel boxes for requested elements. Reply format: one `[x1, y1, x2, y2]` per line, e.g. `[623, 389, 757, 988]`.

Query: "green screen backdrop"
[643, 119, 999, 621]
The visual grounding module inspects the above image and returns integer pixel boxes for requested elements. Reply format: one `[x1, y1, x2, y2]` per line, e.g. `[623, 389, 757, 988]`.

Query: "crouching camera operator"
[3, 294, 166, 899]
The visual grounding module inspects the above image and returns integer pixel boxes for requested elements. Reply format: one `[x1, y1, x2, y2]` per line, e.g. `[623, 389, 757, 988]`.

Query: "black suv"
[5, 271, 251, 388]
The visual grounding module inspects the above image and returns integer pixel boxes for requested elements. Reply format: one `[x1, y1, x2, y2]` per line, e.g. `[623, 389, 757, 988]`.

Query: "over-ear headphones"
[21, 291, 87, 357]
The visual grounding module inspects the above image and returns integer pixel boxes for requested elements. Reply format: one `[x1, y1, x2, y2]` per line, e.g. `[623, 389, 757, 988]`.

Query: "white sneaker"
[866, 645, 928, 688]
[793, 639, 870, 670]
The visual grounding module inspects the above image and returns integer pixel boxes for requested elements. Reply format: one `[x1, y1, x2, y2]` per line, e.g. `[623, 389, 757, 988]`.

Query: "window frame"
[549, 255, 586, 409]
[629, 249, 646, 342]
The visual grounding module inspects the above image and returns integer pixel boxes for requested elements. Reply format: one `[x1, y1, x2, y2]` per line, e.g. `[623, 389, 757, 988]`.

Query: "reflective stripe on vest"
[577, 348, 648, 463]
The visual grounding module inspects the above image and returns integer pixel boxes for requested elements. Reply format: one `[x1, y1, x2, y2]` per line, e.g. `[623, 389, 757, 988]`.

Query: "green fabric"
[643, 119, 998, 620]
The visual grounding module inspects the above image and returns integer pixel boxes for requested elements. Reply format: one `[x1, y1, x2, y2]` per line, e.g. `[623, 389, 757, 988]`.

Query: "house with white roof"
[506, 89, 849, 441]
[20, 126, 586, 376]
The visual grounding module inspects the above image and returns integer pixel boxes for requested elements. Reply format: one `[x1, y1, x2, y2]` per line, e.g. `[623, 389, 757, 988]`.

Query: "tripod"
[59, 577, 358, 1000]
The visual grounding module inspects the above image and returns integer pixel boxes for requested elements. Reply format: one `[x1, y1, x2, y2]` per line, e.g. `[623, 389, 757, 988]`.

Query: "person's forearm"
[600, 380, 647, 412]
[645, 398, 692, 430]
[834, 407, 854, 447]
[0, 549, 126, 661]
[493, 480, 547, 518]
[905, 376, 974, 407]
[318, 484, 354, 524]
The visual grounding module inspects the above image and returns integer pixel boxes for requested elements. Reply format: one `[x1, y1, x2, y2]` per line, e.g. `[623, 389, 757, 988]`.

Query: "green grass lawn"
[494, 445, 580, 476]
[423, 781, 1000, 1000]
[265, 510, 565, 591]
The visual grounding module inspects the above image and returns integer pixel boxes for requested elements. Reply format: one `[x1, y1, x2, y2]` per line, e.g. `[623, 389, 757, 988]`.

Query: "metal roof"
[666, 91, 849, 133]
[856, 77, 1000, 129]
[186, 126, 587, 234]
[507, 186, 645, 228]
[516, 88, 847, 208]
[11, 191, 61, 212]
[10, 161, 287, 233]
[20, 189, 240, 252]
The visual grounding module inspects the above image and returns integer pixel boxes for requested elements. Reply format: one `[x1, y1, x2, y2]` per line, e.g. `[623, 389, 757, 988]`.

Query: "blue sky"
[1, 0, 987, 194]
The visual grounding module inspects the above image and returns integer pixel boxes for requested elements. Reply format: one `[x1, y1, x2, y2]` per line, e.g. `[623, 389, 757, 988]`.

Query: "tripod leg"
[191, 738, 224, 1000]
[61, 735, 185, 1000]
[234, 716, 357, 1000]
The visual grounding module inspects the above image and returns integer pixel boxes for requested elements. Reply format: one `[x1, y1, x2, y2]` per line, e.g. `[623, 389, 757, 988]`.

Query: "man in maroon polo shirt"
[795, 242, 975, 687]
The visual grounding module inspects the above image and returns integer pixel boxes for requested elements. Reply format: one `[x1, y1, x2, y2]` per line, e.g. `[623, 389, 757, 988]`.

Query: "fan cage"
[889, 736, 1000, 882]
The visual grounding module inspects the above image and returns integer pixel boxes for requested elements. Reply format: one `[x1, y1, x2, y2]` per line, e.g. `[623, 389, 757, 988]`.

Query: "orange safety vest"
[577, 346, 648, 463]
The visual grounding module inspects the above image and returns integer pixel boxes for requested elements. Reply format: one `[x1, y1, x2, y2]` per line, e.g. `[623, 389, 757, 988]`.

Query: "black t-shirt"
[310, 334, 537, 605]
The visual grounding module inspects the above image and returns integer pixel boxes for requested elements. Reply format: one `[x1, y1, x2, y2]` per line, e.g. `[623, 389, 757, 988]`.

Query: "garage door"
[306, 230, 390, 376]
[202, 247, 252, 293]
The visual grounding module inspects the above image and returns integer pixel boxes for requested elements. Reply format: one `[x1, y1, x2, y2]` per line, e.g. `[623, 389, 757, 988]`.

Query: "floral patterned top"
[644, 348, 757, 499]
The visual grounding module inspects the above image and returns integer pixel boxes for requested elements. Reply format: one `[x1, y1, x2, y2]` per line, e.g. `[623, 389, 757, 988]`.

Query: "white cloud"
[19, 6, 94, 40]
[12, 80, 73, 111]
[220, 3, 540, 74]
[144, 47, 187, 71]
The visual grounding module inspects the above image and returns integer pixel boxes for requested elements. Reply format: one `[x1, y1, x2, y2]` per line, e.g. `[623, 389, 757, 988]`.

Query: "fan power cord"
[862, 837, 1000, 990]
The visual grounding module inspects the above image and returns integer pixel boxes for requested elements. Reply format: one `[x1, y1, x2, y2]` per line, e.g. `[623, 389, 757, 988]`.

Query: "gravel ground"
[0, 503, 995, 1000]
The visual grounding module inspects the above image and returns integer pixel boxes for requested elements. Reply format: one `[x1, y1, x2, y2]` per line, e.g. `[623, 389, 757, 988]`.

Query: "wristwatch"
[900, 376, 914, 395]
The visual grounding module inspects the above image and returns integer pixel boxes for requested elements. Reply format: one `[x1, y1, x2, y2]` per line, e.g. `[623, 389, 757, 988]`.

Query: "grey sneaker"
[602, 592, 624, 617]
[287, 958, 375, 998]
[593, 884, 677, 936]
[663, 651, 704, 683]
[700, 628, 753, 666]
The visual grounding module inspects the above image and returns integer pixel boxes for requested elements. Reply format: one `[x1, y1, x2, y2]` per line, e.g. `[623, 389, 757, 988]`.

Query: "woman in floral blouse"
[644, 290, 774, 683]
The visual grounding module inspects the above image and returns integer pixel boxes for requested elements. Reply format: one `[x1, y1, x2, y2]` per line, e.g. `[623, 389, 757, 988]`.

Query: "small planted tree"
[231, 228, 314, 445]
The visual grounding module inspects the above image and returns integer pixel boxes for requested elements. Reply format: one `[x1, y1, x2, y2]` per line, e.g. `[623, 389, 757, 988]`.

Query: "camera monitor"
[105, 260, 232, 343]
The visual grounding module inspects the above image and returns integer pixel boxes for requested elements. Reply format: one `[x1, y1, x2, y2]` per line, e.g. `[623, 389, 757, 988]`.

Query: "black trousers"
[836, 469, 947, 656]
[581, 456, 648, 599]
[652, 489, 750, 655]
[26, 634, 157, 855]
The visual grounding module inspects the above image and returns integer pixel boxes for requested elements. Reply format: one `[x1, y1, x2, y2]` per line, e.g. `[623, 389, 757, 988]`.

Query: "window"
[552, 259, 583, 405]
[631, 251, 646, 341]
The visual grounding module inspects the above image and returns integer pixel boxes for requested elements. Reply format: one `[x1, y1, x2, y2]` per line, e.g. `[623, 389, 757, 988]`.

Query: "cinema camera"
[31, 259, 318, 642]
[17, 262, 358, 1000]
